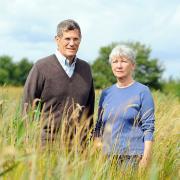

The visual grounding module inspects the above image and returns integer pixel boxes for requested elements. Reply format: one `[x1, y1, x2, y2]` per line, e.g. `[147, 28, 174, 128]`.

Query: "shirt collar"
[55, 50, 77, 67]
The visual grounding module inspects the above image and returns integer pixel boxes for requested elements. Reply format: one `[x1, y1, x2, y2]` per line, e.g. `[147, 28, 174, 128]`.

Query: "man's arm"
[86, 79, 95, 127]
[22, 64, 44, 114]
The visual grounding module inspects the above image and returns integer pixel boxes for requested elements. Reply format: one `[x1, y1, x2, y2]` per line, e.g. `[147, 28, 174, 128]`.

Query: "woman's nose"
[117, 62, 122, 67]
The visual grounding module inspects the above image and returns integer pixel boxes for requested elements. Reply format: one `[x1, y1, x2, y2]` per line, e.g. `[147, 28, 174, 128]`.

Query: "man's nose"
[69, 39, 75, 46]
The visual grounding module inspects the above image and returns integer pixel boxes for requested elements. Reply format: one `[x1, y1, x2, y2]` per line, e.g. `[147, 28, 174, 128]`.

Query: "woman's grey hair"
[57, 19, 81, 38]
[109, 45, 136, 64]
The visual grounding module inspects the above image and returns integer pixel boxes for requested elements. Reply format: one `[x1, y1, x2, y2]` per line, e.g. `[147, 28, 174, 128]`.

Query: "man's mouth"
[67, 48, 76, 51]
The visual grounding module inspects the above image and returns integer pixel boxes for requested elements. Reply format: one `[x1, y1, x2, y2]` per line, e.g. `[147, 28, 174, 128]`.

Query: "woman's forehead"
[111, 55, 131, 61]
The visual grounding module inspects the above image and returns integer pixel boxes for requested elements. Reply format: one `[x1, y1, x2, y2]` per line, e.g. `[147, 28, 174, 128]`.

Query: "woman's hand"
[139, 155, 150, 168]
[139, 141, 153, 168]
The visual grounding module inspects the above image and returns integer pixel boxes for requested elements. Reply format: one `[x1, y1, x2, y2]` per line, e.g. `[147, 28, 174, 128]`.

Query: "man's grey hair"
[57, 19, 81, 38]
[109, 45, 136, 64]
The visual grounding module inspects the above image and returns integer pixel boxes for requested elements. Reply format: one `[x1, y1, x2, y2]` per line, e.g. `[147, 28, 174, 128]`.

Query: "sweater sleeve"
[22, 64, 45, 110]
[87, 79, 95, 117]
[140, 87, 155, 141]
[85, 79, 95, 130]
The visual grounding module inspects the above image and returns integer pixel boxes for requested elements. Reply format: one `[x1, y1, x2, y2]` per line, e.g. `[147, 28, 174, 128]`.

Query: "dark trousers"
[109, 155, 142, 169]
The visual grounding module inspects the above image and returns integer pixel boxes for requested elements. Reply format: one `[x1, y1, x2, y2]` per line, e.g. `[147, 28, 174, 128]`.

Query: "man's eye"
[74, 38, 78, 41]
[65, 38, 70, 41]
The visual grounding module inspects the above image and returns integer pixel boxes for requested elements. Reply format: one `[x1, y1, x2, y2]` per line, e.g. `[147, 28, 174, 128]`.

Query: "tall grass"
[0, 86, 179, 179]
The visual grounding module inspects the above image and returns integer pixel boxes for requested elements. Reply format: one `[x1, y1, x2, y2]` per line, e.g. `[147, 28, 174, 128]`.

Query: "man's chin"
[66, 52, 76, 57]
[66, 54, 76, 61]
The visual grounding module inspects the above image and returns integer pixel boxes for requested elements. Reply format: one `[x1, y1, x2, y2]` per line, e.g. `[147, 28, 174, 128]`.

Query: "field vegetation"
[0, 86, 179, 179]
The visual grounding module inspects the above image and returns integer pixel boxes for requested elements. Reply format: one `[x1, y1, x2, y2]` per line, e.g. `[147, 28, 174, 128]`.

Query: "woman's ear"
[132, 63, 136, 71]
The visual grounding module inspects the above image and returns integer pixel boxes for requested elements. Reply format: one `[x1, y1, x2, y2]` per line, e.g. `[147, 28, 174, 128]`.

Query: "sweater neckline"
[116, 81, 135, 89]
[52, 54, 78, 80]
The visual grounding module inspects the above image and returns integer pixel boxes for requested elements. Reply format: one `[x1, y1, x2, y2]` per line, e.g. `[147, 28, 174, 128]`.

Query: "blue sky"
[0, 0, 180, 79]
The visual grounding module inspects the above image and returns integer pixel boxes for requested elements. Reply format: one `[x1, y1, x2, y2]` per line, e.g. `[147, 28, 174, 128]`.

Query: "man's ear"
[55, 35, 59, 42]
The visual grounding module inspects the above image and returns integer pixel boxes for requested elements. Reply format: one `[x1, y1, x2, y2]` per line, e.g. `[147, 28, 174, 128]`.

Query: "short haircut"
[109, 45, 136, 64]
[57, 19, 81, 38]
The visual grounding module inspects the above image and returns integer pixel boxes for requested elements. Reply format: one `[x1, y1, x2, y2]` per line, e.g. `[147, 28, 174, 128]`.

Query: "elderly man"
[23, 19, 95, 146]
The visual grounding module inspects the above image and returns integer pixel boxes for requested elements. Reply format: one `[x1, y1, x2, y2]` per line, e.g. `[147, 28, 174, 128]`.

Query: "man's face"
[55, 29, 81, 61]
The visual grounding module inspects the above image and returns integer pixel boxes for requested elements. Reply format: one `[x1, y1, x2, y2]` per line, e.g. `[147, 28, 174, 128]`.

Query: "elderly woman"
[94, 45, 155, 168]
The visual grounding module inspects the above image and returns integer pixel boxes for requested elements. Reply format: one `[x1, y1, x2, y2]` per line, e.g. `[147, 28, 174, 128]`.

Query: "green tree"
[0, 55, 33, 85]
[92, 41, 164, 89]
[0, 69, 9, 84]
[0, 55, 15, 84]
[13, 58, 33, 85]
[162, 77, 180, 100]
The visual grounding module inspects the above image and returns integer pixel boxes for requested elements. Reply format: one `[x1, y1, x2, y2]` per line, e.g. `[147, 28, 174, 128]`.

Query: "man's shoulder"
[77, 58, 90, 68]
[35, 54, 56, 67]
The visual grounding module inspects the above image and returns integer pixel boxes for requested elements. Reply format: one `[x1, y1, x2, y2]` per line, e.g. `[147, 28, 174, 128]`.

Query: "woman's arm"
[139, 87, 155, 168]
[139, 141, 153, 168]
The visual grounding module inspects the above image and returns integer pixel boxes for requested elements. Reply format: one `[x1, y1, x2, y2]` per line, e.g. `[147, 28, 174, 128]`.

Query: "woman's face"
[111, 56, 135, 80]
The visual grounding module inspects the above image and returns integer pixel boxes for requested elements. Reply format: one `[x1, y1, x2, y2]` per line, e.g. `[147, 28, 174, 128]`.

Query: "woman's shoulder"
[99, 85, 116, 103]
[102, 84, 116, 94]
[134, 81, 150, 91]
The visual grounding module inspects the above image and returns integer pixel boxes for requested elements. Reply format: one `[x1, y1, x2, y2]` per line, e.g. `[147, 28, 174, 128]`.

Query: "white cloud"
[0, 0, 179, 78]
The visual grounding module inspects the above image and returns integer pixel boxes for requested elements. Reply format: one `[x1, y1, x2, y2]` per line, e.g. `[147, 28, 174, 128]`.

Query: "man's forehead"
[62, 29, 80, 36]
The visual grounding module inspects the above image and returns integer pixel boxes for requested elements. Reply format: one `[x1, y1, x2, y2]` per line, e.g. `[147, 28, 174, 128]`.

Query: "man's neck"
[66, 56, 75, 65]
[56, 50, 75, 64]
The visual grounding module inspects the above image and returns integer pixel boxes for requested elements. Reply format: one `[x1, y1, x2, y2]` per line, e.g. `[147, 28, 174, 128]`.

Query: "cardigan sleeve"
[140, 87, 155, 141]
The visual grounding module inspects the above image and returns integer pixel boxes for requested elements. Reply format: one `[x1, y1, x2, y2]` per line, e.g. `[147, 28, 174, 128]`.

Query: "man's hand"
[94, 137, 102, 149]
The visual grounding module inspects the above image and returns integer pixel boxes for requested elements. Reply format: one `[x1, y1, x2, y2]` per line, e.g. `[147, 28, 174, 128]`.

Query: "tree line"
[92, 41, 164, 90]
[0, 41, 180, 99]
[0, 55, 33, 85]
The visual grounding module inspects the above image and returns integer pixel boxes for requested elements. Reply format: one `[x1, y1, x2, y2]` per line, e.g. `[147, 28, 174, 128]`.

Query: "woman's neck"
[117, 77, 134, 88]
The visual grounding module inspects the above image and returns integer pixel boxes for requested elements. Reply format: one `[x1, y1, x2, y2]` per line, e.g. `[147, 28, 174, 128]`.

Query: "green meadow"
[0, 86, 179, 179]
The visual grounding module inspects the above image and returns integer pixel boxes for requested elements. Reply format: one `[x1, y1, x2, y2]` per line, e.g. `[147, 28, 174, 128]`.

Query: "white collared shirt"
[55, 50, 77, 77]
